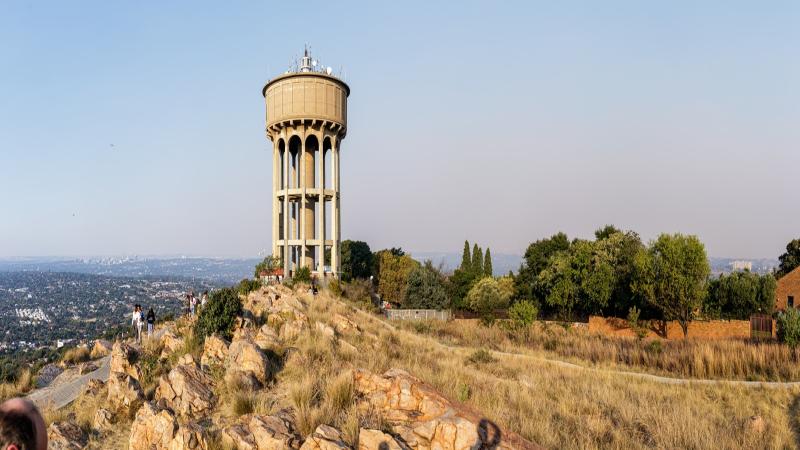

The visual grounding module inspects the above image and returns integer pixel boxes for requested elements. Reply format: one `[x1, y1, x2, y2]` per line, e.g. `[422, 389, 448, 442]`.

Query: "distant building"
[776, 266, 800, 310]
[731, 260, 752, 271]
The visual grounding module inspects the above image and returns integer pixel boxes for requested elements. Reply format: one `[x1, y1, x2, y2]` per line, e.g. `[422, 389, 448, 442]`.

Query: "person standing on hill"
[201, 291, 208, 309]
[131, 304, 143, 343]
[189, 294, 197, 316]
[146, 307, 156, 336]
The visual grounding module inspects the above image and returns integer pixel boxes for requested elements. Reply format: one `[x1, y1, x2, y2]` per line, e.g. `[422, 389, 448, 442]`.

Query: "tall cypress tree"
[460, 241, 471, 271]
[472, 244, 483, 278]
[484, 247, 493, 277]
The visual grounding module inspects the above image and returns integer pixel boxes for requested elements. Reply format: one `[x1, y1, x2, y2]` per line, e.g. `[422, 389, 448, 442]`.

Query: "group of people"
[130, 304, 156, 343]
[186, 291, 208, 316]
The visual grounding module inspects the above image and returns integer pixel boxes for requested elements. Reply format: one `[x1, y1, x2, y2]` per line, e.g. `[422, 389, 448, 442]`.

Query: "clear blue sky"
[1, 1, 798, 259]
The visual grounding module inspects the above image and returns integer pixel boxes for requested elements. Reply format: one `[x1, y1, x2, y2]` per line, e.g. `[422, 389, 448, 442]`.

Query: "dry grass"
[61, 346, 91, 365]
[305, 292, 800, 449]
[0, 369, 33, 401]
[396, 318, 800, 382]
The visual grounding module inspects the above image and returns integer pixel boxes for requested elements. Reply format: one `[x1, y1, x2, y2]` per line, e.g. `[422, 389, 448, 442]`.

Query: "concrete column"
[272, 140, 279, 258]
[303, 133, 316, 269]
[282, 142, 290, 277]
[317, 137, 326, 274]
[331, 142, 340, 276]
[300, 132, 306, 269]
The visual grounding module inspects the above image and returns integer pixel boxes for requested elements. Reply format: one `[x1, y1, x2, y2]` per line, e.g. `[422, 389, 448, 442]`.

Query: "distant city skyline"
[1, 2, 798, 260]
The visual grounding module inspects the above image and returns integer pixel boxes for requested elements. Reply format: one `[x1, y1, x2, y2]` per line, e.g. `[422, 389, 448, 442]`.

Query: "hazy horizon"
[2, 2, 798, 261]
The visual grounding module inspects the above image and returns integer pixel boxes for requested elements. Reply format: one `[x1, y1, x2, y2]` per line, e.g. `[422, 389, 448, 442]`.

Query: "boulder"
[337, 339, 358, 355]
[91, 339, 113, 359]
[315, 322, 336, 339]
[48, 420, 88, 450]
[168, 422, 209, 450]
[36, 363, 63, 388]
[279, 316, 308, 341]
[160, 331, 184, 358]
[201, 334, 230, 368]
[255, 324, 282, 350]
[299, 424, 348, 450]
[249, 413, 302, 449]
[177, 353, 198, 367]
[107, 371, 145, 413]
[155, 363, 216, 417]
[332, 314, 360, 334]
[223, 422, 258, 450]
[226, 339, 273, 386]
[110, 341, 140, 380]
[78, 361, 98, 375]
[93, 407, 114, 429]
[358, 428, 404, 450]
[83, 378, 106, 398]
[129, 402, 178, 450]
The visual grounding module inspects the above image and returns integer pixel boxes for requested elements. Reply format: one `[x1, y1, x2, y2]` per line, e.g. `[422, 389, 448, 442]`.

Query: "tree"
[471, 244, 483, 278]
[705, 271, 776, 319]
[466, 277, 511, 323]
[537, 251, 579, 319]
[778, 239, 800, 278]
[294, 266, 311, 283]
[632, 233, 710, 338]
[371, 247, 405, 280]
[448, 268, 476, 310]
[194, 288, 242, 341]
[518, 233, 570, 302]
[341, 240, 373, 281]
[377, 252, 419, 306]
[460, 241, 471, 271]
[484, 248, 493, 277]
[594, 224, 621, 240]
[254, 255, 280, 278]
[777, 308, 800, 351]
[404, 261, 450, 309]
[508, 300, 538, 328]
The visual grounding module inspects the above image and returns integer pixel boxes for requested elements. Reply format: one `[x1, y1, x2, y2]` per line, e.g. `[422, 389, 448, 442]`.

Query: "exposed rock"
[315, 322, 336, 339]
[36, 363, 63, 388]
[201, 334, 230, 368]
[279, 315, 308, 341]
[354, 369, 525, 450]
[249, 413, 302, 449]
[226, 339, 273, 386]
[93, 408, 114, 429]
[299, 424, 348, 450]
[78, 361, 98, 375]
[223, 422, 258, 450]
[177, 353, 198, 367]
[168, 422, 209, 450]
[110, 341, 140, 380]
[255, 324, 282, 350]
[160, 331, 184, 358]
[337, 339, 358, 355]
[332, 314, 360, 334]
[155, 363, 216, 417]
[91, 339, 113, 359]
[48, 420, 88, 450]
[83, 379, 106, 397]
[129, 402, 178, 450]
[107, 371, 145, 413]
[358, 428, 405, 450]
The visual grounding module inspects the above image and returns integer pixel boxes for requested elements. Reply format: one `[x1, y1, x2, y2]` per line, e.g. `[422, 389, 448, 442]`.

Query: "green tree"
[778, 238, 800, 278]
[484, 248, 493, 277]
[254, 255, 280, 278]
[777, 308, 800, 351]
[341, 240, 373, 281]
[448, 268, 476, 310]
[293, 266, 311, 283]
[371, 247, 405, 281]
[472, 244, 483, 278]
[518, 233, 570, 302]
[632, 233, 710, 338]
[466, 277, 511, 323]
[508, 300, 538, 328]
[377, 252, 419, 306]
[460, 241, 471, 271]
[594, 224, 621, 240]
[705, 271, 776, 319]
[404, 261, 450, 309]
[194, 288, 242, 341]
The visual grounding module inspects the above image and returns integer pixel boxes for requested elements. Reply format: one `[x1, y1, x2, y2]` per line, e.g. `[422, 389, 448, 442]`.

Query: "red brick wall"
[587, 316, 772, 340]
[776, 267, 800, 311]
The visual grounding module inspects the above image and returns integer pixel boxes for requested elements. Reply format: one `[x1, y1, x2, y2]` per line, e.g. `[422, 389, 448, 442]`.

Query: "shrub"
[294, 266, 312, 283]
[466, 349, 496, 365]
[627, 306, 648, 340]
[328, 279, 343, 297]
[777, 308, 800, 350]
[508, 300, 538, 328]
[61, 347, 90, 365]
[194, 288, 242, 341]
[237, 278, 262, 296]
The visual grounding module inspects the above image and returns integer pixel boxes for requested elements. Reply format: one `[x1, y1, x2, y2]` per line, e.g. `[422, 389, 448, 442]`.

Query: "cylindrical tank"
[263, 73, 349, 133]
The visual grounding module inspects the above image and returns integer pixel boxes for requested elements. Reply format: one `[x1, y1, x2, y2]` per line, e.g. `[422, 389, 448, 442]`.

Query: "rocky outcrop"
[129, 402, 178, 450]
[279, 313, 309, 341]
[160, 330, 184, 359]
[315, 322, 336, 339]
[36, 363, 63, 388]
[226, 339, 273, 387]
[201, 334, 229, 368]
[78, 361, 98, 375]
[255, 324, 281, 350]
[168, 422, 209, 450]
[223, 422, 258, 450]
[299, 424, 348, 450]
[48, 420, 88, 450]
[354, 369, 526, 450]
[93, 407, 114, 429]
[332, 314, 360, 335]
[110, 341, 140, 380]
[107, 371, 145, 413]
[358, 428, 405, 450]
[91, 339, 113, 359]
[249, 413, 302, 449]
[83, 378, 105, 397]
[155, 360, 216, 417]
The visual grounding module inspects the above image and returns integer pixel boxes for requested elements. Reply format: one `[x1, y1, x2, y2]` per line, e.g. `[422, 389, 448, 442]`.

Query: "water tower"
[262, 49, 349, 278]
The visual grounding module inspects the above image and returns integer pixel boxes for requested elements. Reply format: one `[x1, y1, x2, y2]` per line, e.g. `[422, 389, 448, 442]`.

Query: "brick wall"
[587, 316, 773, 340]
[776, 267, 800, 311]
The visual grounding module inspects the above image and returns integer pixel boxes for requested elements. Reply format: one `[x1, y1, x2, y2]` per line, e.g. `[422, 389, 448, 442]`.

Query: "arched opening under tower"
[303, 135, 319, 269]
[323, 137, 333, 190]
